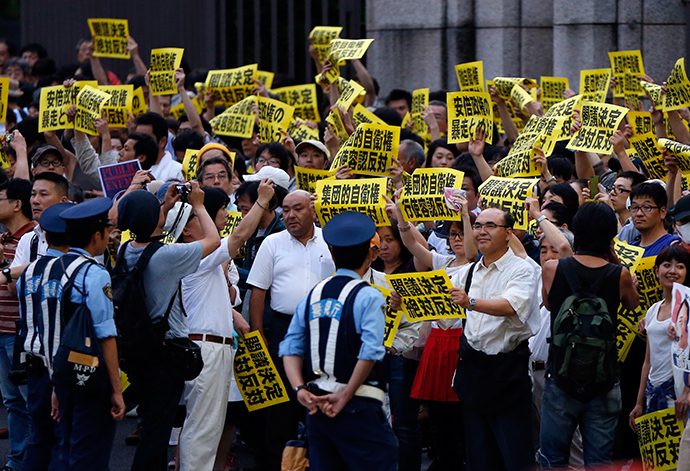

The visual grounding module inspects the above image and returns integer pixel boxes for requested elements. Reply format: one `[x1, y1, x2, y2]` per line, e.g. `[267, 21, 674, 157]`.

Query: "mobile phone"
[589, 176, 599, 198]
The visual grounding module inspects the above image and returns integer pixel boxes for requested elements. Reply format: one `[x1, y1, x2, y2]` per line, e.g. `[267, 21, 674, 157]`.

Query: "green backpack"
[550, 258, 619, 401]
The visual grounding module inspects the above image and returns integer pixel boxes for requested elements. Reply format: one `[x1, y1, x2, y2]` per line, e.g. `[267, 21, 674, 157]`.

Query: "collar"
[336, 268, 362, 280]
[479, 247, 514, 272]
[68, 247, 96, 261]
[10, 221, 37, 240]
[288, 225, 319, 244]
[46, 248, 65, 257]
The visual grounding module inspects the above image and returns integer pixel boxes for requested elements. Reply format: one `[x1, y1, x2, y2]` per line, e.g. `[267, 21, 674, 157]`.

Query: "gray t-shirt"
[123, 241, 203, 338]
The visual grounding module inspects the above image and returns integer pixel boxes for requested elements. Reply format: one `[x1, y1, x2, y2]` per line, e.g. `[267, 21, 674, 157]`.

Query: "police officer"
[18, 202, 74, 471]
[279, 211, 397, 471]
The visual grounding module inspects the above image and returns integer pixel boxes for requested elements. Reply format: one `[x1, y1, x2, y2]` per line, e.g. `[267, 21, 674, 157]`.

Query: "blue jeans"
[539, 377, 621, 468]
[0, 333, 31, 470]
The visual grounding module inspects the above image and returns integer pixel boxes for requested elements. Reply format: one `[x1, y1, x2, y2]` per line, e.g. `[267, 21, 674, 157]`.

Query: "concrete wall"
[367, 0, 685, 98]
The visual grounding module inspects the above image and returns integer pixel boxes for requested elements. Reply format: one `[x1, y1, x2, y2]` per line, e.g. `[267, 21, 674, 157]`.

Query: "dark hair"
[5, 58, 30, 78]
[385, 89, 412, 110]
[235, 181, 260, 204]
[172, 129, 204, 154]
[31, 58, 56, 79]
[426, 138, 460, 168]
[128, 133, 159, 170]
[543, 183, 579, 216]
[373, 107, 402, 127]
[655, 245, 690, 287]
[0, 178, 32, 219]
[33, 172, 68, 197]
[68, 182, 84, 204]
[608, 157, 622, 173]
[198, 156, 232, 182]
[572, 202, 618, 256]
[502, 211, 515, 229]
[547, 157, 575, 182]
[399, 128, 425, 149]
[372, 225, 412, 268]
[255, 143, 292, 171]
[165, 117, 179, 135]
[452, 165, 481, 193]
[0, 38, 17, 57]
[19, 43, 48, 59]
[136, 112, 168, 143]
[542, 202, 573, 228]
[66, 220, 107, 249]
[617, 170, 647, 189]
[630, 181, 667, 208]
[44, 230, 69, 248]
[14, 117, 41, 149]
[482, 144, 509, 164]
[330, 241, 370, 270]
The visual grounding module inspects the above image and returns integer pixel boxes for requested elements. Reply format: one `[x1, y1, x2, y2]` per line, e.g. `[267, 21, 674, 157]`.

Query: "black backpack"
[549, 258, 619, 401]
[112, 241, 174, 374]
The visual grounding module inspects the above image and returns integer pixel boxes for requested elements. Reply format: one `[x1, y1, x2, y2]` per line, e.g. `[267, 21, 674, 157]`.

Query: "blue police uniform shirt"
[279, 268, 387, 362]
[67, 248, 117, 339]
[17, 247, 64, 319]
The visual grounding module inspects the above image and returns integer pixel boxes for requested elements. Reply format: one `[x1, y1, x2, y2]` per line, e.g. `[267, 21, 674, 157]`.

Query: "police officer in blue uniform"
[280, 211, 397, 471]
[18, 202, 74, 471]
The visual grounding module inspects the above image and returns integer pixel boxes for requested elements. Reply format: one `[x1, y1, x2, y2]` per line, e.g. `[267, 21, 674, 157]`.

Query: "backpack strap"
[131, 241, 165, 276]
[464, 261, 480, 293]
[29, 233, 39, 262]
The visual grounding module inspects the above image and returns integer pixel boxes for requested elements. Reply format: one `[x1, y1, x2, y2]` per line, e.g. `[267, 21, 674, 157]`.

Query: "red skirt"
[411, 327, 462, 402]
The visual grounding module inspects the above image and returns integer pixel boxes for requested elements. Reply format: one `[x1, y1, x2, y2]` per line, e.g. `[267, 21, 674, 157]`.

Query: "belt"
[189, 333, 233, 345]
[532, 361, 546, 371]
[272, 312, 293, 322]
[311, 377, 386, 403]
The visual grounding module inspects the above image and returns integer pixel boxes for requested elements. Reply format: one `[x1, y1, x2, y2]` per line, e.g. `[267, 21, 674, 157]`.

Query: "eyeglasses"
[36, 159, 63, 168]
[610, 186, 631, 195]
[448, 232, 463, 240]
[472, 222, 510, 231]
[256, 157, 281, 166]
[202, 172, 229, 182]
[629, 205, 659, 213]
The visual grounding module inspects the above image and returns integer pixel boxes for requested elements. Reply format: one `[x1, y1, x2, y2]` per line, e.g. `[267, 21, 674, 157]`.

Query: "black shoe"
[125, 423, 143, 446]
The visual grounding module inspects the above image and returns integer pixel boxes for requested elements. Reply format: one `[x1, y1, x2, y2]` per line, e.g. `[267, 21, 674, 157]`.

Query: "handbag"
[162, 337, 204, 381]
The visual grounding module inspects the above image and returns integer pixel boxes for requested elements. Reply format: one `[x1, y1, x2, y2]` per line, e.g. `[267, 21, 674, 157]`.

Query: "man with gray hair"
[398, 140, 425, 175]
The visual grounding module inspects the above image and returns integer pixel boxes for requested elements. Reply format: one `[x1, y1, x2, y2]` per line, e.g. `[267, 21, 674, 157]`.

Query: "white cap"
[244, 166, 291, 191]
[164, 201, 193, 241]
[295, 139, 330, 159]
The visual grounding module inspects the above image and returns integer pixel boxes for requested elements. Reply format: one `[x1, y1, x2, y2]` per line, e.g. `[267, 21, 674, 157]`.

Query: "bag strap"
[131, 241, 165, 275]
[562, 257, 614, 297]
[464, 261, 480, 293]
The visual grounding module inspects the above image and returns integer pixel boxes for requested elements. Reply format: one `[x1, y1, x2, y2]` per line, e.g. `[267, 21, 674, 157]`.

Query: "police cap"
[39, 202, 76, 233]
[60, 197, 113, 227]
[323, 211, 376, 247]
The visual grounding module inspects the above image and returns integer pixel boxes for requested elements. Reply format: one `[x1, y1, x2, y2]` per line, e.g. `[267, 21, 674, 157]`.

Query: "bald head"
[284, 189, 311, 206]
[283, 190, 316, 240]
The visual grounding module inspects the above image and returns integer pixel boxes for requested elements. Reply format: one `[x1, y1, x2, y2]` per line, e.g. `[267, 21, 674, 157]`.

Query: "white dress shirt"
[150, 151, 184, 182]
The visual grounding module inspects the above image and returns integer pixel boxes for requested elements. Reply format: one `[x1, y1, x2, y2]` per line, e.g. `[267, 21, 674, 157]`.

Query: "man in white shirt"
[247, 189, 335, 471]
[135, 112, 183, 182]
[449, 207, 539, 471]
[178, 182, 275, 471]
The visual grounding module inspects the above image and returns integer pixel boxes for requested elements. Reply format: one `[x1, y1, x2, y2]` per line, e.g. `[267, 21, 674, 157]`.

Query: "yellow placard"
[579, 68, 612, 103]
[257, 70, 274, 89]
[38, 85, 73, 132]
[0, 78, 7, 124]
[658, 138, 690, 173]
[257, 96, 294, 143]
[206, 64, 258, 106]
[99, 84, 133, 128]
[613, 237, 645, 275]
[608, 50, 645, 100]
[219, 211, 243, 238]
[210, 96, 256, 138]
[540, 76, 569, 112]
[373, 285, 403, 348]
[149, 48, 184, 96]
[87, 18, 129, 59]
[628, 112, 666, 180]
[641, 81, 665, 111]
[131, 87, 147, 116]
[273, 84, 321, 123]
[320, 39, 374, 84]
[385, 270, 464, 322]
[352, 103, 385, 127]
[295, 166, 334, 194]
[399, 168, 465, 222]
[455, 61, 484, 92]
[410, 88, 430, 138]
[329, 123, 400, 176]
[309, 26, 343, 62]
[511, 83, 534, 113]
[182, 149, 200, 181]
[334, 79, 365, 111]
[314, 177, 390, 227]
[636, 256, 663, 312]
[635, 408, 685, 471]
[665, 58, 690, 111]
[477, 177, 539, 230]
[566, 101, 628, 154]
[75, 85, 112, 136]
[234, 331, 290, 411]
[325, 109, 350, 143]
[492, 77, 538, 99]
[617, 315, 637, 362]
[287, 119, 320, 143]
[537, 95, 582, 157]
[494, 124, 541, 178]
[446, 91, 493, 145]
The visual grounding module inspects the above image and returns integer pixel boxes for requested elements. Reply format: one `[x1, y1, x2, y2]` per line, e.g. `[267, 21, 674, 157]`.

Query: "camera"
[176, 184, 191, 200]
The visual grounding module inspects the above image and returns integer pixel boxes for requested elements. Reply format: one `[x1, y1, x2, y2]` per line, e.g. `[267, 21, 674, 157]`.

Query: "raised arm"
[467, 127, 493, 182]
[227, 179, 275, 257]
[351, 59, 376, 107]
[175, 69, 205, 138]
[8, 130, 30, 181]
[126, 37, 148, 77]
[186, 181, 221, 258]
[491, 85, 519, 144]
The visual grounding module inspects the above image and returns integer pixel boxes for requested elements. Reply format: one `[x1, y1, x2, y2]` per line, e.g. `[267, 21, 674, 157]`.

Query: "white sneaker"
[125, 406, 138, 418]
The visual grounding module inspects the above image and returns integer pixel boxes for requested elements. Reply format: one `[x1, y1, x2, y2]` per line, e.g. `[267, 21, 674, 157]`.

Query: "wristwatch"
[2, 267, 11, 283]
[468, 298, 477, 311]
[295, 384, 308, 394]
[536, 215, 548, 226]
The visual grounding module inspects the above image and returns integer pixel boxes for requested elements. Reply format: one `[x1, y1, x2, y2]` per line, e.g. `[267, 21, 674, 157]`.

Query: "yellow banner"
[329, 123, 400, 176]
[411, 88, 430, 137]
[209, 96, 256, 138]
[665, 58, 690, 111]
[333, 79, 365, 112]
[0, 78, 7, 124]
[658, 138, 690, 173]
[635, 408, 685, 471]
[399, 168, 465, 221]
[641, 81, 665, 111]
[314, 178, 390, 227]
[320, 39, 374, 84]
[455, 61, 484, 92]
[206, 64, 258, 106]
[352, 103, 386, 127]
[219, 211, 243, 238]
[537, 95, 582, 157]
[87, 18, 129, 59]
[385, 269, 464, 322]
[325, 109, 350, 143]
[309, 26, 343, 62]
[295, 166, 334, 194]
[149, 48, 184, 96]
[257, 70, 274, 89]
[579, 68, 612, 103]
[131, 87, 147, 116]
[374, 285, 403, 348]
[446, 91, 493, 145]
[492, 77, 537, 99]
[628, 112, 666, 180]
[182, 149, 201, 181]
[287, 119, 320, 142]
[273, 84, 321, 123]
[637, 256, 663, 312]
[540, 76, 569, 112]
[258, 96, 294, 143]
[75, 85, 111, 136]
[566, 101, 628, 154]
[608, 50, 645, 101]
[477, 177, 539, 230]
[612, 239, 646, 361]
[234, 331, 290, 411]
[99, 84, 133, 128]
[510, 83, 534, 112]
[614, 237, 645, 274]
[494, 126, 541, 178]
[38, 85, 73, 132]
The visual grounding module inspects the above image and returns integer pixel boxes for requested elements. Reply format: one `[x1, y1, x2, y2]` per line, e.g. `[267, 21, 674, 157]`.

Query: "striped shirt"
[0, 221, 36, 334]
